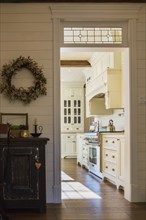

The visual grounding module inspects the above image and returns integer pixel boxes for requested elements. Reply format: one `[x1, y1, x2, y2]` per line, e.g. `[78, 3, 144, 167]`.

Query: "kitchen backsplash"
[94, 109, 125, 132]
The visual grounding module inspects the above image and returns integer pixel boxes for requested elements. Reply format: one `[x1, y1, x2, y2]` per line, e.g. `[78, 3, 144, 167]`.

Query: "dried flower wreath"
[0, 56, 47, 104]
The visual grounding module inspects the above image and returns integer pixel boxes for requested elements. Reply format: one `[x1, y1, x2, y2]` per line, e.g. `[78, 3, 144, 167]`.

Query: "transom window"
[64, 27, 122, 44]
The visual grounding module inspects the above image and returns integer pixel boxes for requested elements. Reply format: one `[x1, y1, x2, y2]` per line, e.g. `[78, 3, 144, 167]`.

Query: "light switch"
[139, 96, 146, 104]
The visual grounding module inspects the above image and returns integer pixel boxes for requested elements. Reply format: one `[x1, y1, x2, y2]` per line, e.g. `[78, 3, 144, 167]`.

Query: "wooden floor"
[7, 158, 146, 220]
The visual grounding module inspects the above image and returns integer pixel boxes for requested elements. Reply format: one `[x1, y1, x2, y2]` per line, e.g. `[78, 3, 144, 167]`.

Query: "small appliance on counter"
[107, 119, 115, 131]
[89, 121, 99, 132]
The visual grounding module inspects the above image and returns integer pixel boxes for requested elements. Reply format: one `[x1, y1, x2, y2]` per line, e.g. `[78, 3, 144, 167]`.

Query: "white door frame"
[51, 4, 140, 203]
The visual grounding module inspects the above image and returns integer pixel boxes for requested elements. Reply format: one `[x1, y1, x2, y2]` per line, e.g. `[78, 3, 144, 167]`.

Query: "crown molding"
[49, 3, 143, 20]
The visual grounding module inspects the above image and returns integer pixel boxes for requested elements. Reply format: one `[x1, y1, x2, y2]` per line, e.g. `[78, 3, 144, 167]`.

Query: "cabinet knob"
[105, 140, 108, 143]
[106, 166, 108, 169]
[112, 155, 115, 158]
[106, 154, 108, 156]
[112, 141, 115, 143]
[112, 168, 115, 171]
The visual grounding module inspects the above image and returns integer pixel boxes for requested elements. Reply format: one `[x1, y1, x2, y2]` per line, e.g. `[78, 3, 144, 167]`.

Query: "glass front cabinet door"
[61, 83, 84, 132]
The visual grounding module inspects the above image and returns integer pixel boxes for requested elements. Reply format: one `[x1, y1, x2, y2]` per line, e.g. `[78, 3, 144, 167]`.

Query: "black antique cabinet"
[0, 137, 49, 212]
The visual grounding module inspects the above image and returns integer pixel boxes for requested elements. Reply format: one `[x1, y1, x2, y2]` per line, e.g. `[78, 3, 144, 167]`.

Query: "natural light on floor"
[61, 171, 102, 200]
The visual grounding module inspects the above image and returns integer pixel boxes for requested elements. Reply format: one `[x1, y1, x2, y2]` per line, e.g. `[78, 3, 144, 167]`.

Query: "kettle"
[107, 119, 115, 131]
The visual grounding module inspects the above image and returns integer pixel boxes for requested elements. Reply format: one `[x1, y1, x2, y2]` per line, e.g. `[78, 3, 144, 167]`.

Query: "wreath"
[0, 56, 47, 104]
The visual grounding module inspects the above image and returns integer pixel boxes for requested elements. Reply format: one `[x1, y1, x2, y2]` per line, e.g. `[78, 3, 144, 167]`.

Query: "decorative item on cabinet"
[31, 119, 43, 138]
[0, 113, 29, 138]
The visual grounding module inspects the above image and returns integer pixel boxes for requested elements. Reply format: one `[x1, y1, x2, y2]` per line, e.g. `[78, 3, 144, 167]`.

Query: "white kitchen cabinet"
[76, 133, 85, 166]
[104, 68, 122, 109]
[118, 136, 125, 184]
[85, 52, 123, 110]
[101, 133, 125, 189]
[82, 142, 89, 170]
[61, 134, 77, 158]
[86, 68, 122, 110]
[61, 83, 84, 132]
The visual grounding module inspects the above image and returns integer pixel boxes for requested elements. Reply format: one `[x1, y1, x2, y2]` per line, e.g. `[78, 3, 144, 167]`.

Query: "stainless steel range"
[84, 132, 102, 179]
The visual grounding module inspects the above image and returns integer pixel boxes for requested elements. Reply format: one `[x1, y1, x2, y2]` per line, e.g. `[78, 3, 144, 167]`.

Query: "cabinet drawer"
[63, 134, 76, 140]
[103, 161, 117, 177]
[103, 137, 119, 148]
[82, 146, 88, 155]
[104, 149, 117, 163]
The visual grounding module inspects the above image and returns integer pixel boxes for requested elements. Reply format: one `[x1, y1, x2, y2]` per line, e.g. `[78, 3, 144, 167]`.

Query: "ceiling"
[61, 48, 105, 82]
[0, 0, 145, 3]
[60, 47, 124, 82]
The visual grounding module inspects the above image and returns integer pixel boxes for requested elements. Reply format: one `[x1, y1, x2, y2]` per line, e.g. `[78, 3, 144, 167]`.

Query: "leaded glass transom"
[64, 27, 122, 44]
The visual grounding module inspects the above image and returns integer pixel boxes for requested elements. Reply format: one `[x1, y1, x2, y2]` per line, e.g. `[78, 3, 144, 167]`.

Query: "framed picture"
[0, 113, 28, 129]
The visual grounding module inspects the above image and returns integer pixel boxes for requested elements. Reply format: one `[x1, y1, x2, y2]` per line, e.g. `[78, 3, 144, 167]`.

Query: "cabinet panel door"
[2, 147, 39, 200]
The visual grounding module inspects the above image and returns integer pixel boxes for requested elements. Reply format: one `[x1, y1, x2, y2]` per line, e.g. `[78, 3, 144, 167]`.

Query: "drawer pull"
[112, 141, 115, 143]
[112, 155, 115, 158]
[106, 154, 108, 156]
[106, 166, 108, 169]
[105, 140, 108, 143]
[112, 168, 115, 171]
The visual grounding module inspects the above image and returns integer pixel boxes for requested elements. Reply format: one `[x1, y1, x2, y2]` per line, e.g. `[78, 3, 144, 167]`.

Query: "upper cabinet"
[61, 82, 84, 132]
[104, 68, 122, 109]
[84, 52, 124, 116]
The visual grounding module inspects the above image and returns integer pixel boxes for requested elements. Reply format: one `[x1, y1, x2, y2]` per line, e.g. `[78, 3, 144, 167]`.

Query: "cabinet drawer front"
[103, 161, 117, 177]
[63, 134, 76, 140]
[103, 137, 119, 148]
[104, 149, 117, 163]
[82, 145, 88, 154]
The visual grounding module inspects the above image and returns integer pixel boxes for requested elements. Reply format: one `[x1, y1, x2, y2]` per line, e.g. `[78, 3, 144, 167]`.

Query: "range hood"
[88, 96, 113, 116]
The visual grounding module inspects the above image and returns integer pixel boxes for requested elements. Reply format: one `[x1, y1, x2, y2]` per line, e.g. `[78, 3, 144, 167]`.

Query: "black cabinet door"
[2, 147, 39, 200]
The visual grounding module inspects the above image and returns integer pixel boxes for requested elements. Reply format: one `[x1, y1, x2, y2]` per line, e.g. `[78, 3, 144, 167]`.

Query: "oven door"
[89, 145, 102, 178]
[89, 145, 97, 165]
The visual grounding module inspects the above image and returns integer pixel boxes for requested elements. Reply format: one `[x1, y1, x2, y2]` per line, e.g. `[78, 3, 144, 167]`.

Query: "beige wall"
[137, 6, 146, 200]
[0, 3, 146, 202]
[0, 3, 54, 202]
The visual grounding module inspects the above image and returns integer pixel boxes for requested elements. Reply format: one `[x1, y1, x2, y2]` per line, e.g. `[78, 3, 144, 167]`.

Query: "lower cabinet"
[101, 133, 125, 189]
[76, 133, 85, 166]
[0, 138, 48, 212]
[61, 134, 77, 158]
[82, 143, 89, 170]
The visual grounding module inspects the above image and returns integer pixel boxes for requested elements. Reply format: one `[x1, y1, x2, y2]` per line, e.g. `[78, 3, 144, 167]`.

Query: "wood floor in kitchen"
[7, 158, 146, 220]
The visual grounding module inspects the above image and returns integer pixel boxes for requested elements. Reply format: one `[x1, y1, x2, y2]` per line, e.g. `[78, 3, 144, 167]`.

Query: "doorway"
[52, 17, 136, 203]
[60, 47, 129, 200]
